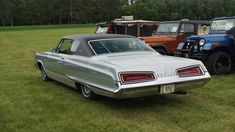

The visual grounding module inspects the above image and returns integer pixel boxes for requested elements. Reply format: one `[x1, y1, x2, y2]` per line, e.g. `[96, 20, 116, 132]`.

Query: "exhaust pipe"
[173, 91, 187, 95]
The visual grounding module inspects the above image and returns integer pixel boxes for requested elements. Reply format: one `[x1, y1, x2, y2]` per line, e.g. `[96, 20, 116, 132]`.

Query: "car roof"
[160, 20, 210, 25]
[63, 34, 135, 41]
[61, 34, 137, 57]
[212, 16, 235, 21]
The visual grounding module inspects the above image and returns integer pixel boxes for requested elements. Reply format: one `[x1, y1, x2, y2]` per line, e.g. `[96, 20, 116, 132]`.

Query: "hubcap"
[82, 85, 91, 96]
[215, 56, 230, 73]
[41, 69, 47, 80]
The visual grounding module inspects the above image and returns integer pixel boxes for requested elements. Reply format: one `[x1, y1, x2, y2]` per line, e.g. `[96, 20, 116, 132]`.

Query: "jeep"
[175, 17, 235, 75]
[140, 19, 210, 55]
[95, 16, 159, 37]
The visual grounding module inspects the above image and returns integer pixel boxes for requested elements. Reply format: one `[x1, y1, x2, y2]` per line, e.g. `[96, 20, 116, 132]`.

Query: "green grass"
[0, 25, 235, 132]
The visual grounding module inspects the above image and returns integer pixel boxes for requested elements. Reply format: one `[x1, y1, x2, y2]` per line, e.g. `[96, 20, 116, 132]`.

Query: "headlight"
[199, 39, 206, 46]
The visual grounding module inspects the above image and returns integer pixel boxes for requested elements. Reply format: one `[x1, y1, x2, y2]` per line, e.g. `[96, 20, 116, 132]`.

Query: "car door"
[61, 40, 81, 87]
[46, 39, 74, 82]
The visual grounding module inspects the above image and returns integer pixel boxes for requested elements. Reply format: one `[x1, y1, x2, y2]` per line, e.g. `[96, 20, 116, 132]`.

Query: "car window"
[180, 24, 194, 33]
[89, 38, 154, 55]
[156, 23, 179, 34]
[57, 39, 75, 55]
[96, 26, 108, 34]
[198, 24, 209, 35]
[70, 40, 80, 52]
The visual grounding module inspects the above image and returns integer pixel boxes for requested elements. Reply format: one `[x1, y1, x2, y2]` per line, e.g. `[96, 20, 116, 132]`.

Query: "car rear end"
[92, 53, 211, 99]
[111, 65, 210, 98]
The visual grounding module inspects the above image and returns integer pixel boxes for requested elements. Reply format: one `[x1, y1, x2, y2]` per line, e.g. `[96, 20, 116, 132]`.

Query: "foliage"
[1, 0, 235, 26]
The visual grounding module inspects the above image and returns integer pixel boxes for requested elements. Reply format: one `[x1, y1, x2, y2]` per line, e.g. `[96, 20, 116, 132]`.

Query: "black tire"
[155, 48, 167, 55]
[80, 84, 97, 100]
[40, 66, 50, 81]
[206, 51, 232, 75]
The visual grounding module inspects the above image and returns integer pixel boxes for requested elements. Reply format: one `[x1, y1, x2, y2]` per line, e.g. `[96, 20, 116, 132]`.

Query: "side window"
[198, 24, 209, 35]
[70, 40, 80, 53]
[180, 24, 194, 33]
[58, 39, 73, 54]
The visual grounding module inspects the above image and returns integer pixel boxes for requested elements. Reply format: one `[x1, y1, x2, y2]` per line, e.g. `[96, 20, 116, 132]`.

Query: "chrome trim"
[88, 78, 210, 99]
[118, 71, 156, 85]
[176, 65, 205, 77]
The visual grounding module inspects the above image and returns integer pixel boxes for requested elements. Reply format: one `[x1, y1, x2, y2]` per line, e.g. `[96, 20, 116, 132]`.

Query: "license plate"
[160, 84, 175, 94]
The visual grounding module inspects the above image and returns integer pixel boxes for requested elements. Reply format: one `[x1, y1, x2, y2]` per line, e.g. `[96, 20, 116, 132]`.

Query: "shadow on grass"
[48, 79, 188, 110]
[96, 94, 188, 110]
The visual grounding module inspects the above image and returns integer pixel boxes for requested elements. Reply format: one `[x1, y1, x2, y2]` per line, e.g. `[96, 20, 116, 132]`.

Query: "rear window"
[89, 38, 154, 55]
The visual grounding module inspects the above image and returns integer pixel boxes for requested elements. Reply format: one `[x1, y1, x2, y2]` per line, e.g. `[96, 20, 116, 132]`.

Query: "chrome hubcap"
[41, 69, 46, 80]
[82, 85, 91, 96]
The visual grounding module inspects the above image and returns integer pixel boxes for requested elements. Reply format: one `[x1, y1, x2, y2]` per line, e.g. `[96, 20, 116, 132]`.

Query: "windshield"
[156, 23, 179, 34]
[211, 19, 235, 31]
[89, 38, 154, 55]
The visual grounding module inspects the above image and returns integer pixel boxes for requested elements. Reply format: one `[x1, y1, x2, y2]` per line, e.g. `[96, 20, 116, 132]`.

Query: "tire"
[80, 84, 97, 100]
[40, 66, 50, 81]
[155, 48, 167, 55]
[206, 51, 232, 75]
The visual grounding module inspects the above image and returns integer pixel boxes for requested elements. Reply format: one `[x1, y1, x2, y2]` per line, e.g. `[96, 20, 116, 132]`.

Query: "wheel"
[80, 84, 96, 100]
[40, 66, 50, 81]
[155, 48, 167, 55]
[206, 51, 232, 75]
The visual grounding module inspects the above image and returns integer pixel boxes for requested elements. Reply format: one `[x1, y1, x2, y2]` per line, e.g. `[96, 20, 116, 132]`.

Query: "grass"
[0, 25, 235, 132]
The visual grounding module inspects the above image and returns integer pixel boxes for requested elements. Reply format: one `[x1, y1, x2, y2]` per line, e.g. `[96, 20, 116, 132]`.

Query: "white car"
[35, 34, 211, 99]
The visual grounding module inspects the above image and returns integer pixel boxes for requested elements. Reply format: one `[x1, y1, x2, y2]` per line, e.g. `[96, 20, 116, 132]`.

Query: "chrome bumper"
[90, 78, 210, 99]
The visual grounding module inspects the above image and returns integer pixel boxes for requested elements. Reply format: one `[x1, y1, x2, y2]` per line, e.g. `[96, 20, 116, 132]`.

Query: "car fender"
[202, 42, 230, 51]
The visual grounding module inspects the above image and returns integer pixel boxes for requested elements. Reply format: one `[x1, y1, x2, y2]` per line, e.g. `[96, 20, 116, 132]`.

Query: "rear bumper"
[174, 51, 208, 61]
[90, 74, 211, 99]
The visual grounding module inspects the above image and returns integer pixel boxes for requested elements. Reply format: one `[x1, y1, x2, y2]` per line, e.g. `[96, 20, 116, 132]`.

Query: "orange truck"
[140, 19, 210, 55]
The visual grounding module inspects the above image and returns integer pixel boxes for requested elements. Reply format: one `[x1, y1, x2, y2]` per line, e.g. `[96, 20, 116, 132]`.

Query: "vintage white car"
[35, 34, 211, 99]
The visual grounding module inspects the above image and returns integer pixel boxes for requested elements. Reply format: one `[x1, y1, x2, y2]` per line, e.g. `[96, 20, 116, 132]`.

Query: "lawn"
[0, 25, 235, 132]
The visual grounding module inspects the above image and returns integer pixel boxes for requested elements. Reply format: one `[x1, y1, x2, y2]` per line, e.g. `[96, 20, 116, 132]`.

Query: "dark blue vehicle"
[175, 17, 235, 75]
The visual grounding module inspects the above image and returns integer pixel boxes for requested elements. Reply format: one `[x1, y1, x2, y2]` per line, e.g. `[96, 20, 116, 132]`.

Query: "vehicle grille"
[182, 40, 199, 52]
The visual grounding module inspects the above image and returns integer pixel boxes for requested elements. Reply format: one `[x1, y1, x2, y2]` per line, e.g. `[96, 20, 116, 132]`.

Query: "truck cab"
[175, 17, 235, 75]
[95, 16, 159, 37]
[140, 19, 210, 55]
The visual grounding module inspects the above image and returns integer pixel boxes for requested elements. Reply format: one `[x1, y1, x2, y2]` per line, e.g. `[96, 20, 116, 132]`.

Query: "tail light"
[120, 72, 155, 84]
[107, 25, 112, 33]
[177, 66, 203, 77]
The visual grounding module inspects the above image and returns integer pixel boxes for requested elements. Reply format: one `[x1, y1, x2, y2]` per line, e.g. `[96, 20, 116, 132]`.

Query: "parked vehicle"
[95, 16, 159, 37]
[175, 17, 235, 75]
[35, 34, 210, 99]
[140, 19, 210, 55]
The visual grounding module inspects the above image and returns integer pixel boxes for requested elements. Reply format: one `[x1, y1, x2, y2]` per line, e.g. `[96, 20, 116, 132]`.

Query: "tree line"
[0, 0, 235, 26]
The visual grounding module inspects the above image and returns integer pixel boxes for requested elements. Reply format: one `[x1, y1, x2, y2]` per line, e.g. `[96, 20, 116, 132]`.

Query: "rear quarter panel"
[63, 55, 118, 92]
